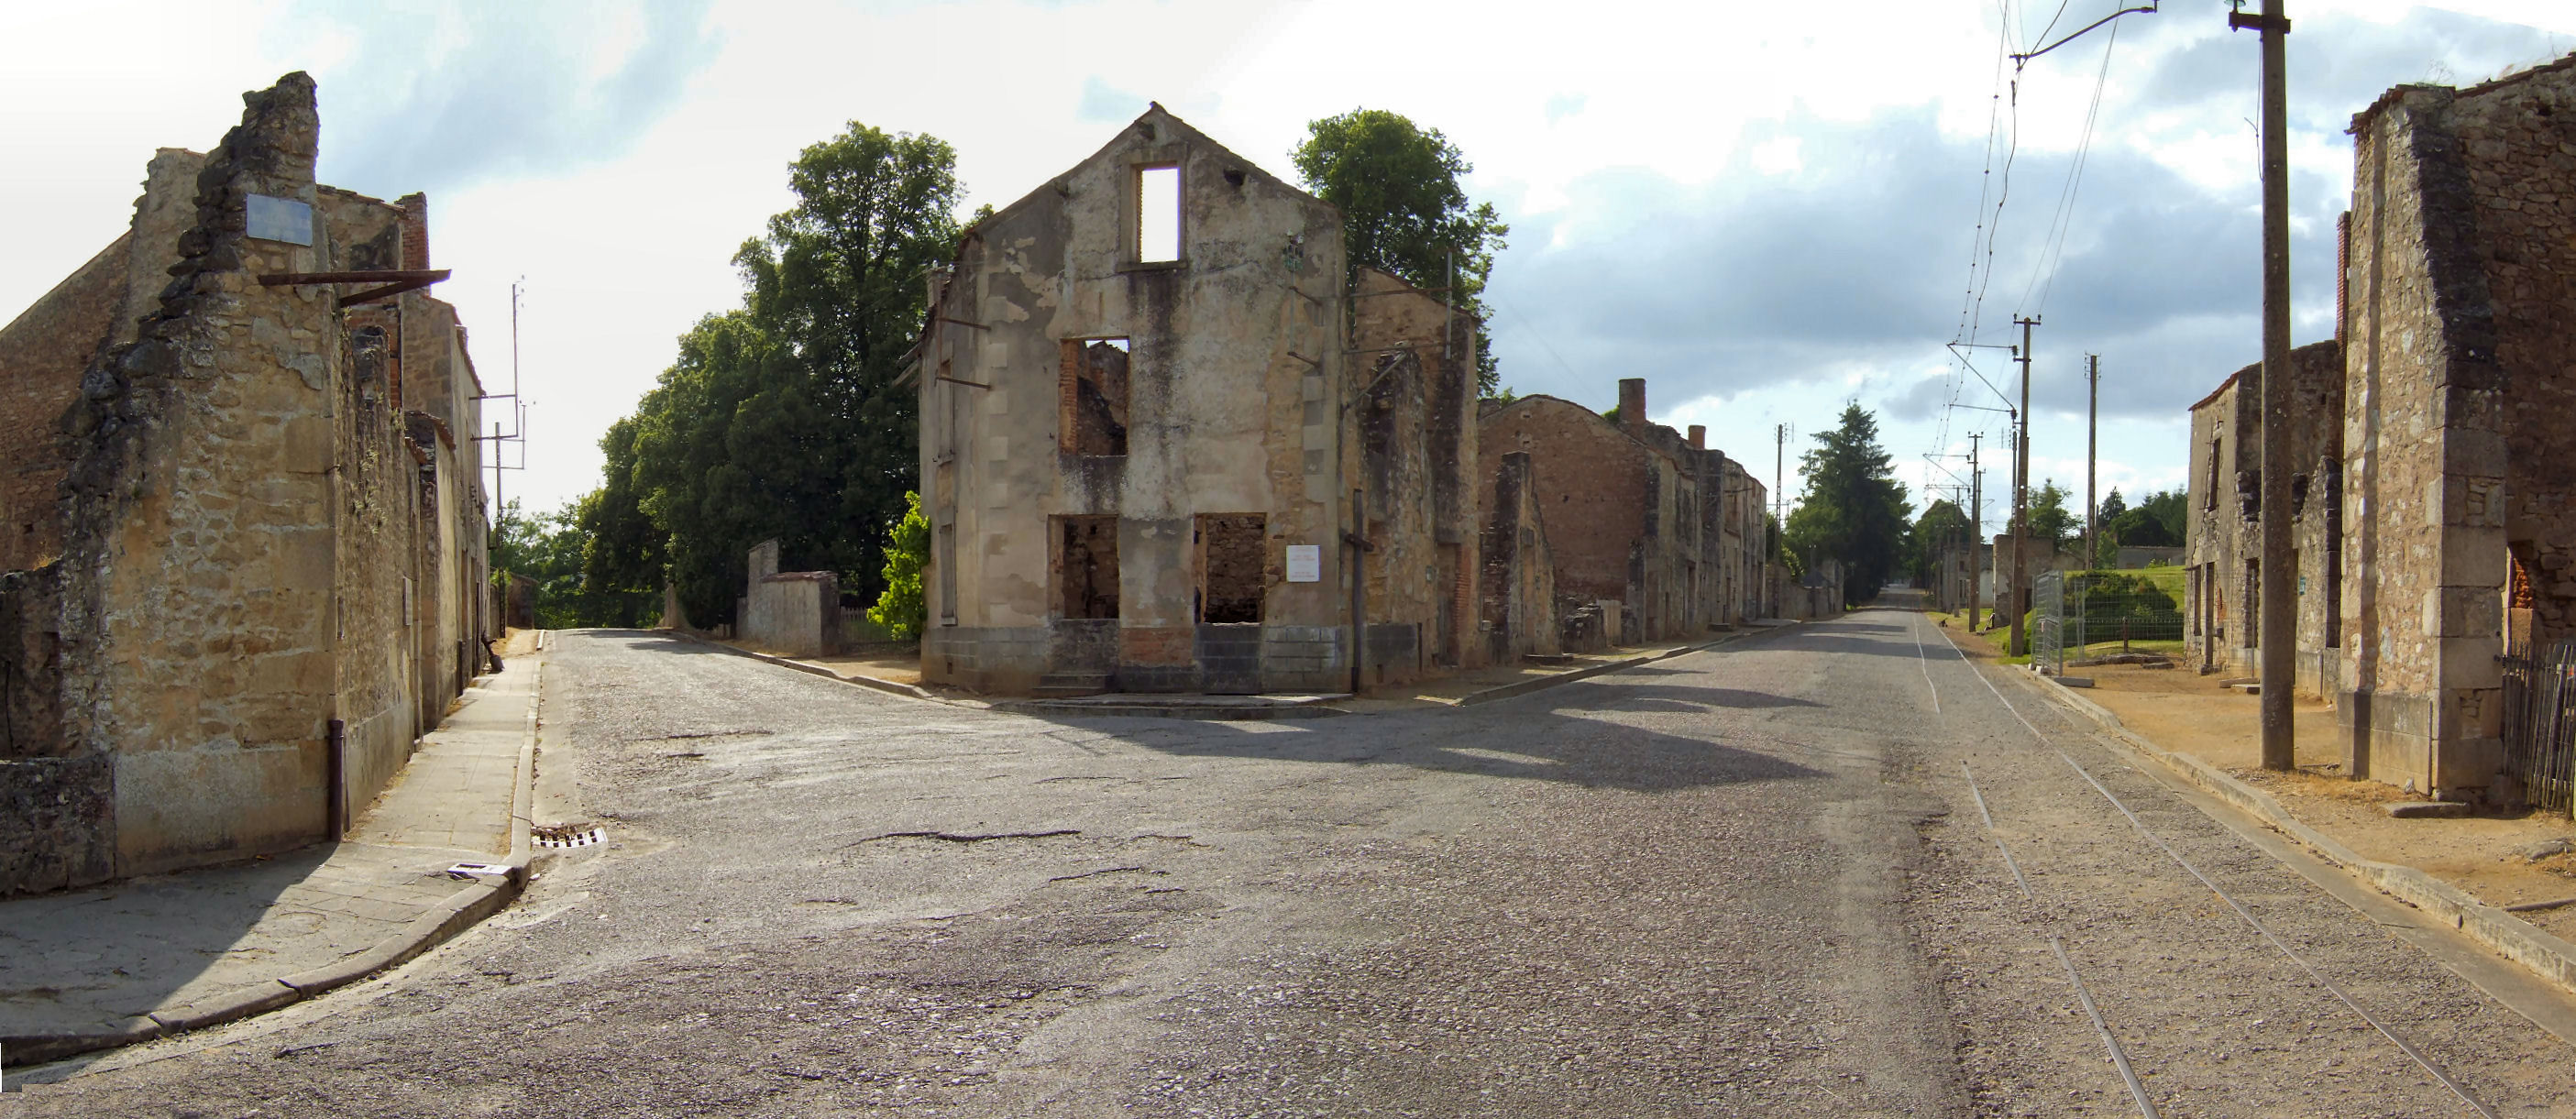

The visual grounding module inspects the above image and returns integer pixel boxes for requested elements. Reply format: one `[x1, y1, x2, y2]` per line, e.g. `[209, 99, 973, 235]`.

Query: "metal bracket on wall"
[258, 269, 453, 308]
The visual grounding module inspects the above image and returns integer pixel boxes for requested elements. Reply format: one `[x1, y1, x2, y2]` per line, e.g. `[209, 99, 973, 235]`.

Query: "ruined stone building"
[0, 74, 490, 894]
[2182, 340, 2343, 690]
[1474, 378, 1769, 649]
[1347, 268, 1485, 683]
[913, 107, 1366, 695]
[2326, 55, 2576, 801]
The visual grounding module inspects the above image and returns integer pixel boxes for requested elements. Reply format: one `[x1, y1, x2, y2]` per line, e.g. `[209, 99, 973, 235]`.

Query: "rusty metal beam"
[258, 269, 450, 286]
[338, 276, 445, 308]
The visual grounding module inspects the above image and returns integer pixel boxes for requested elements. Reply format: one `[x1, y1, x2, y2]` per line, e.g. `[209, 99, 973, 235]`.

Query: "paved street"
[15, 608, 2576, 1116]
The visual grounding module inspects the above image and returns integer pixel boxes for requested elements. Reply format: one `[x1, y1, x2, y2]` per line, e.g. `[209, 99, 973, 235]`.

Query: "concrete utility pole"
[2009, 315, 2039, 657]
[1774, 422, 1788, 526]
[2235, 0, 2295, 772]
[1969, 433, 1984, 631]
[2086, 354, 2099, 571]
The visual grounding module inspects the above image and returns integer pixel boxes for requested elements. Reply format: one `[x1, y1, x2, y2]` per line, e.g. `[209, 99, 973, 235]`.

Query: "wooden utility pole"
[1968, 433, 1984, 631]
[2009, 315, 2039, 657]
[2086, 354, 2099, 571]
[2235, 0, 2295, 771]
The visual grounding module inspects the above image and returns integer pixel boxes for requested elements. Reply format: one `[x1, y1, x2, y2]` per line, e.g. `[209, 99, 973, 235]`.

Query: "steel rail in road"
[1915, 611, 2501, 1118]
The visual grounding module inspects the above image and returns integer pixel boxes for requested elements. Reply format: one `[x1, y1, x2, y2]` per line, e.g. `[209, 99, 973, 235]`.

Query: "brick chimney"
[1687, 424, 1705, 449]
[397, 192, 429, 270]
[1618, 378, 1646, 437]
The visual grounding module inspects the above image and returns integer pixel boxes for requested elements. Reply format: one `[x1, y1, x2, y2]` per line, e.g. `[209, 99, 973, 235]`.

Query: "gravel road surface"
[13, 605, 2570, 1116]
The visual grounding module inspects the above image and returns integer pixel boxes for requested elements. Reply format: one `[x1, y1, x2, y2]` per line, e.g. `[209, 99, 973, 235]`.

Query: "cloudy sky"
[6, 1, 2573, 540]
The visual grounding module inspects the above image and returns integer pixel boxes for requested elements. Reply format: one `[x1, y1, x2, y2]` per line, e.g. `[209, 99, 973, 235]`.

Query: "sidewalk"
[0, 653, 538, 1070]
[688, 621, 1789, 719]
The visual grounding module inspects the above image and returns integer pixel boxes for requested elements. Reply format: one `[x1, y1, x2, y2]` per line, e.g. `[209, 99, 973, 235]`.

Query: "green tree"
[2138, 488, 2187, 544]
[584, 122, 964, 627]
[1782, 403, 1913, 606]
[869, 490, 930, 641]
[1292, 108, 1510, 393]
[2027, 479, 2078, 552]
[1910, 499, 1971, 584]
[492, 497, 657, 629]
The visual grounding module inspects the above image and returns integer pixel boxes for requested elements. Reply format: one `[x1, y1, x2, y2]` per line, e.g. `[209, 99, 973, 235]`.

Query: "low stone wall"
[0, 754, 113, 894]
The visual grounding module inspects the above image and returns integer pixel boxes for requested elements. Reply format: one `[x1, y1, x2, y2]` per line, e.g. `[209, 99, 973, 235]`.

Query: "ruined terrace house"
[2328, 53, 2576, 802]
[916, 106, 1392, 696]
[1474, 378, 1768, 649]
[0, 73, 490, 894]
[2182, 340, 2343, 691]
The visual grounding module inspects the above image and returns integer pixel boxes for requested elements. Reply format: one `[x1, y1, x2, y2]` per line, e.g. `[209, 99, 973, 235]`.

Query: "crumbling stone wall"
[2182, 340, 2341, 693]
[50, 74, 342, 872]
[918, 106, 1349, 695]
[2340, 81, 2512, 795]
[2445, 59, 2576, 650]
[1478, 451, 1558, 662]
[742, 538, 842, 658]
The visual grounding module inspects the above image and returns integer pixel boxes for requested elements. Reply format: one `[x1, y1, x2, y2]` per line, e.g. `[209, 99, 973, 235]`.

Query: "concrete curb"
[2020, 667, 2576, 998]
[995, 697, 1349, 721]
[662, 629, 951, 705]
[3, 653, 544, 1072]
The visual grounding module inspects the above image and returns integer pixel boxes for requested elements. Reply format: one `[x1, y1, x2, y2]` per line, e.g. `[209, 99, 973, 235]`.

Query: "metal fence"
[2503, 639, 2576, 816]
[2031, 567, 2188, 675]
[2032, 572, 2065, 675]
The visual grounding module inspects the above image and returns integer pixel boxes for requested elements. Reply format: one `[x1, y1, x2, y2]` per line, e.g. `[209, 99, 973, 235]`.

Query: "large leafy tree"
[1292, 109, 1510, 393]
[2100, 488, 2185, 551]
[2026, 479, 2079, 552]
[1783, 404, 1914, 606]
[492, 498, 657, 630]
[579, 122, 963, 626]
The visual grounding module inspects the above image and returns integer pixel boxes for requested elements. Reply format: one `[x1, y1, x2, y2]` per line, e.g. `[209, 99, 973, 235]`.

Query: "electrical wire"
[2017, 14, 2121, 318]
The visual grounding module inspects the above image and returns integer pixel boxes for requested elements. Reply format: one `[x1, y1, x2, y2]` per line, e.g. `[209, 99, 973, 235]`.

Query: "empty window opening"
[1196, 513, 1266, 624]
[1139, 164, 1181, 262]
[1060, 338, 1130, 455]
[2205, 437, 2221, 509]
[1057, 516, 1120, 620]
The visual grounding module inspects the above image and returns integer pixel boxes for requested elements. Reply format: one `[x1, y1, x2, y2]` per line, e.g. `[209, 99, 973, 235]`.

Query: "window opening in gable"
[1195, 513, 1265, 624]
[1057, 515, 1120, 620]
[1139, 164, 1181, 262]
[1060, 338, 1130, 455]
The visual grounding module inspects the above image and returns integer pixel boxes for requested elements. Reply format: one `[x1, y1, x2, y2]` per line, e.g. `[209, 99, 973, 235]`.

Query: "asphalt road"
[14, 605, 2574, 1116]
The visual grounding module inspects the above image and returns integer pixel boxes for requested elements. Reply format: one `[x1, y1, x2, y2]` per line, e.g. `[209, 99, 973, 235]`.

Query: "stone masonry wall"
[2342, 82, 2510, 795]
[55, 74, 343, 873]
[2446, 58, 2576, 650]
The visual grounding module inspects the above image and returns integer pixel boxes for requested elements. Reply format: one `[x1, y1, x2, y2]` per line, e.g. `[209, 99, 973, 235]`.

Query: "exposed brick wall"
[0, 236, 127, 572]
[1478, 397, 1648, 602]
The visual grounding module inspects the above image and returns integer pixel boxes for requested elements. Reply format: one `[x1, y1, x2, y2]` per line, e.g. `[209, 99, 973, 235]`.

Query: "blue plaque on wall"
[246, 193, 313, 246]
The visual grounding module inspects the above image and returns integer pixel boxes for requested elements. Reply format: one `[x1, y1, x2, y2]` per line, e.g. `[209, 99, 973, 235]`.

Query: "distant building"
[2181, 341, 2342, 692]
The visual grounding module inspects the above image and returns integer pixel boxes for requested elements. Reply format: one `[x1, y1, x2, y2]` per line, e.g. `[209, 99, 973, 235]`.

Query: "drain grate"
[533, 824, 605, 849]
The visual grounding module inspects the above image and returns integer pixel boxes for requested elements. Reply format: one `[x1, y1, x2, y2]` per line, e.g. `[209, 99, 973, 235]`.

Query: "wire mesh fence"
[2031, 567, 2187, 673]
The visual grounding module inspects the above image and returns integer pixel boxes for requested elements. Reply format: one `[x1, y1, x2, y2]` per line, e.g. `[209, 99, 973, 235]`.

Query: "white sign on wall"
[1284, 544, 1322, 583]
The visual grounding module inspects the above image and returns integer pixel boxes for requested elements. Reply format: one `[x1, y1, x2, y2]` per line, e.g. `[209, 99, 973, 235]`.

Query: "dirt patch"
[493, 627, 541, 660]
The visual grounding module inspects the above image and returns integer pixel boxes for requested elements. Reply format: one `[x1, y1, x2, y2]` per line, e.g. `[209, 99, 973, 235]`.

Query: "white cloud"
[2, 0, 2570, 527]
